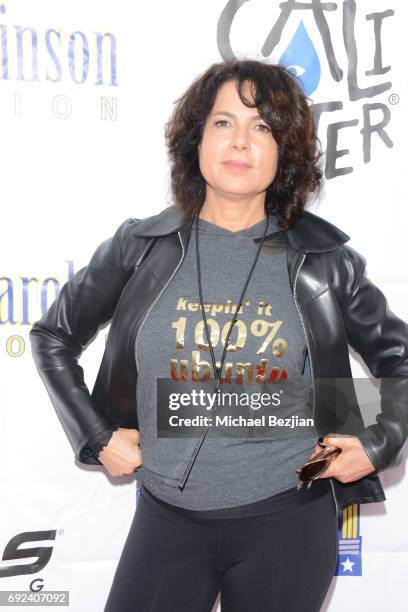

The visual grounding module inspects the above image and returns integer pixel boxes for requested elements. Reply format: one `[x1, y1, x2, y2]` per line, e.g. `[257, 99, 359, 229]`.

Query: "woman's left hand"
[307, 434, 377, 483]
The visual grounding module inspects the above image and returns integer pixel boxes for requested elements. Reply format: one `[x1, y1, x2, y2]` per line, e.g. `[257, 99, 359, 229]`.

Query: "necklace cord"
[195, 210, 270, 411]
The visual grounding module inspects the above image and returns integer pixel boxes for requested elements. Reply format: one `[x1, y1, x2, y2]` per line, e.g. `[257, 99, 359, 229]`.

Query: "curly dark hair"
[164, 58, 323, 230]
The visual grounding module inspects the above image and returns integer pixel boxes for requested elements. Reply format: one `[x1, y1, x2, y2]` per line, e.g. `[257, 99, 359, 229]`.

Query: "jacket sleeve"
[29, 218, 137, 465]
[339, 244, 408, 473]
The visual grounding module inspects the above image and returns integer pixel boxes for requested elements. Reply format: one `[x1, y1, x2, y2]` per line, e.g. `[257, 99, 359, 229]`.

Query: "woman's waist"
[139, 476, 331, 520]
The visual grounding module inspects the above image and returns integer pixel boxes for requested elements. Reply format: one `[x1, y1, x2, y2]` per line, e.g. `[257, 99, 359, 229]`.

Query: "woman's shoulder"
[324, 240, 368, 303]
[285, 208, 349, 257]
[111, 206, 188, 268]
[294, 210, 368, 295]
[119, 205, 189, 239]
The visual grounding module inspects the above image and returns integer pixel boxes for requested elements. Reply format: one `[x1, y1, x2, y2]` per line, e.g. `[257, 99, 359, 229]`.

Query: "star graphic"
[341, 557, 355, 573]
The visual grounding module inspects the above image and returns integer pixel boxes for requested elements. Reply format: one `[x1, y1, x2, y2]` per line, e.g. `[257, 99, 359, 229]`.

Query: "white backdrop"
[1, 1, 407, 610]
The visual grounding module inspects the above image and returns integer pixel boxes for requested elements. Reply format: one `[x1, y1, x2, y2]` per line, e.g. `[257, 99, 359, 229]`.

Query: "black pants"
[104, 484, 338, 612]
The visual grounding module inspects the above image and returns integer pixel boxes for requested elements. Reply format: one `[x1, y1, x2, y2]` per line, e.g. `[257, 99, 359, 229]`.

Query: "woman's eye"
[214, 120, 270, 132]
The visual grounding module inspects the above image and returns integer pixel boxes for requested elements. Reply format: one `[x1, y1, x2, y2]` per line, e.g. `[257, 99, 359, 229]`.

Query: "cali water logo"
[217, 0, 397, 177]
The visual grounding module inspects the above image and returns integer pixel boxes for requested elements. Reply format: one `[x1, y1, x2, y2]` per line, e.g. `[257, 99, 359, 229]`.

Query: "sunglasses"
[296, 441, 342, 491]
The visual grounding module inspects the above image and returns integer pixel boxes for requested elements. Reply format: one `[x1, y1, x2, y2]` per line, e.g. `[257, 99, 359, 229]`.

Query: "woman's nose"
[229, 127, 251, 149]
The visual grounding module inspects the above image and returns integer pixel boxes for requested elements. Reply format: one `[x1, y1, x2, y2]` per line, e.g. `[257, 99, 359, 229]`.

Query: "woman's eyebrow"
[212, 110, 263, 120]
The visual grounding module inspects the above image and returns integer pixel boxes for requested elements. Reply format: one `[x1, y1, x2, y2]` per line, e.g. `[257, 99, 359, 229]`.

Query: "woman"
[30, 59, 408, 611]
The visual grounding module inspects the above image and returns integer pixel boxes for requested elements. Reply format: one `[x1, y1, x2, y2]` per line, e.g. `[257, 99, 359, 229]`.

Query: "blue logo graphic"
[335, 503, 363, 576]
[278, 21, 321, 96]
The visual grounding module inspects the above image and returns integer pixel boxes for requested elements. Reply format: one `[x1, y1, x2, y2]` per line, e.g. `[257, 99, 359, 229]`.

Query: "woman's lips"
[222, 161, 252, 171]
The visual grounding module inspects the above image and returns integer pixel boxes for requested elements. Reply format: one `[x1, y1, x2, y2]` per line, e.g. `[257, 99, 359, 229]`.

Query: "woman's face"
[198, 79, 278, 199]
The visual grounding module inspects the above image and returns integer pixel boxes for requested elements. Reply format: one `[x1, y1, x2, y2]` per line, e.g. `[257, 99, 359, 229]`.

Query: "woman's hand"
[307, 434, 377, 483]
[98, 428, 143, 477]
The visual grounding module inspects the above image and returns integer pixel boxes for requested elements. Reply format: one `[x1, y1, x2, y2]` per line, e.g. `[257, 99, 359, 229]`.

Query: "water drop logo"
[278, 21, 321, 96]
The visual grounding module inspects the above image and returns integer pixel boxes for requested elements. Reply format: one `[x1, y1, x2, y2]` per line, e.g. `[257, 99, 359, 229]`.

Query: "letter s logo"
[0, 531, 56, 578]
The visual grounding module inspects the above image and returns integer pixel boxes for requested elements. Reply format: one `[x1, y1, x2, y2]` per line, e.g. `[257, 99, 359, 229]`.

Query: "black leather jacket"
[29, 204, 408, 516]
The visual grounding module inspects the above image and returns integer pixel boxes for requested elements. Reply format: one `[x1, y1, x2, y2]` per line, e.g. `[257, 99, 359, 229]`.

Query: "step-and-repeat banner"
[1, 1, 407, 610]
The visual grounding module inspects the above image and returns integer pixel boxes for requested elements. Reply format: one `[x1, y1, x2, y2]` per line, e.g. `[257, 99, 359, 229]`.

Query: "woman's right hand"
[98, 428, 143, 477]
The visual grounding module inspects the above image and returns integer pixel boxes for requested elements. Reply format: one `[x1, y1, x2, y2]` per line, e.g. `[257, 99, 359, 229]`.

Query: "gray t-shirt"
[135, 213, 319, 510]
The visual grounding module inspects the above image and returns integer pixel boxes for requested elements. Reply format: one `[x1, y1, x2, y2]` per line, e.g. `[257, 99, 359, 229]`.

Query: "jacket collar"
[131, 204, 350, 253]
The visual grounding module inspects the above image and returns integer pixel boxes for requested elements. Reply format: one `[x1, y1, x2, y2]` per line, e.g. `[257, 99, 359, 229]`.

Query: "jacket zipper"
[134, 231, 185, 376]
[130, 230, 213, 490]
[292, 252, 340, 517]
